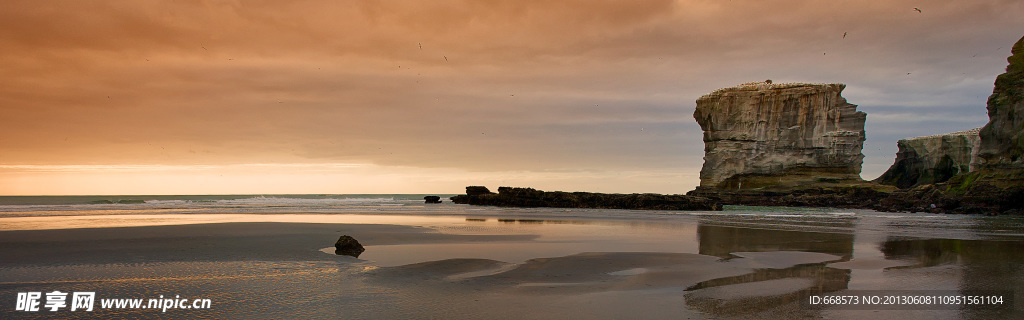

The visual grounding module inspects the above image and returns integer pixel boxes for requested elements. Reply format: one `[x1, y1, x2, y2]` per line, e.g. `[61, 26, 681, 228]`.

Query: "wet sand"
[0, 222, 535, 267]
[1, 213, 1022, 319]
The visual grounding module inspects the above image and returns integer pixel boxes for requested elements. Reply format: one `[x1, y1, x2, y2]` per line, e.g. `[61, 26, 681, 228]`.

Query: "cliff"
[978, 35, 1024, 168]
[450, 186, 722, 211]
[874, 128, 981, 189]
[876, 35, 1024, 215]
[693, 83, 866, 188]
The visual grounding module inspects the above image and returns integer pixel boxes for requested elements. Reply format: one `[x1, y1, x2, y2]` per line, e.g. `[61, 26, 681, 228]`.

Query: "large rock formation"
[688, 82, 895, 208]
[451, 186, 722, 211]
[876, 35, 1024, 215]
[874, 128, 981, 189]
[694, 83, 866, 189]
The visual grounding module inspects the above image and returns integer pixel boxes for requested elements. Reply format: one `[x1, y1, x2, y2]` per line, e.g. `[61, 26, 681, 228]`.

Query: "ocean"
[1, 195, 1022, 319]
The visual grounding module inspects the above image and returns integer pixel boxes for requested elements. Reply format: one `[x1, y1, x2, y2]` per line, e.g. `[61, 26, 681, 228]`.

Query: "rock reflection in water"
[881, 238, 1024, 268]
[696, 224, 855, 259]
[685, 224, 855, 317]
[879, 237, 1024, 318]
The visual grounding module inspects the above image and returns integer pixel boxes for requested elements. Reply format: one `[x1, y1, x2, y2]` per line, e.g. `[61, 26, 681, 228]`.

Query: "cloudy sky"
[1, 0, 1022, 195]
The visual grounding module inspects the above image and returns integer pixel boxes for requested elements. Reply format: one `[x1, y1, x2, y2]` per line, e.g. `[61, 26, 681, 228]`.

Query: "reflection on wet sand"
[685, 263, 851, 316]
[696, 224, 854, 259]
[360, 216, 1023, 318]
[359, 221, 864, 318]
[3, 205, 1023, 319]
[881, 238, 1024, 269]
[683, 226, 1024, 318]
[881, 237, 1024, 314]
[684, 224, 855, 317]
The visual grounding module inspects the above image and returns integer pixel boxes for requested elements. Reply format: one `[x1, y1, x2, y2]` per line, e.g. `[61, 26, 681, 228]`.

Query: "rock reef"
[694, 83, 866, 188]
[450, 186, 722, 211]
[690, 185, 892, 209]
[874, 128, 981, 189]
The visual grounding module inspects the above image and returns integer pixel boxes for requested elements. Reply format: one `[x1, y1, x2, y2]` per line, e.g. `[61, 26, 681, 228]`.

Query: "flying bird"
[843, 32, 847, 39]
[418, 43, 422, 50]
[444, 55, 448, 62]
[914, 7, 922, 13]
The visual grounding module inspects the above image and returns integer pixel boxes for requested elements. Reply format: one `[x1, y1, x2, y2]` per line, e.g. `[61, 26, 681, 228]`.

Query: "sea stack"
[688, 82, 892, 208]
[693, 83, 866, 188]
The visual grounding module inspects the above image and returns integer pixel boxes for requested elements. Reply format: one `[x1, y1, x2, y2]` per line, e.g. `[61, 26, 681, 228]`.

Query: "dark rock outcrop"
[876, 177, 1024, 215]
[689, 184, 891, 209]
[450, 186, 722, 211]
[874, 128, 981, 189]
[424, 196, 441, 203]
[465, 186, 494, 196]
[334, 235, 365, 258]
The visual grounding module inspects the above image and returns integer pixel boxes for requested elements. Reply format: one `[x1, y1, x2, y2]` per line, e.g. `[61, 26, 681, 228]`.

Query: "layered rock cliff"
[688, 82, 892, 208]
[693, 83, 866, 188]
[874, 128, 981, 189]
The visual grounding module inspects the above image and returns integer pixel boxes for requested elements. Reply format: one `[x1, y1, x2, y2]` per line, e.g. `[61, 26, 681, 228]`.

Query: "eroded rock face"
[694, 83, 866, 188]
[978, 35, 1024, 168]
[874, 128, 981, 189]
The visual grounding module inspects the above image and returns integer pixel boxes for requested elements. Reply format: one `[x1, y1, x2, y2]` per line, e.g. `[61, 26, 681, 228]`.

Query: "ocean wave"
[0, 195, 457, 216]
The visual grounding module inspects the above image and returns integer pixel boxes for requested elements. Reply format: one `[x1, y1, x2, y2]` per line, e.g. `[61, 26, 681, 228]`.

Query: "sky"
[1, 0, 1023, 195]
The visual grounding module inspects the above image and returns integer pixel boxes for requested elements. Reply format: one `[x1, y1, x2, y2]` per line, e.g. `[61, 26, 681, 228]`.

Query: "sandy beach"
[1, 209, 1021, 319]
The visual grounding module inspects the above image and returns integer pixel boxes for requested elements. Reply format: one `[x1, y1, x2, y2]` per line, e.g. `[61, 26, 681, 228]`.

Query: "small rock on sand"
[335, 235, 365, 258]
